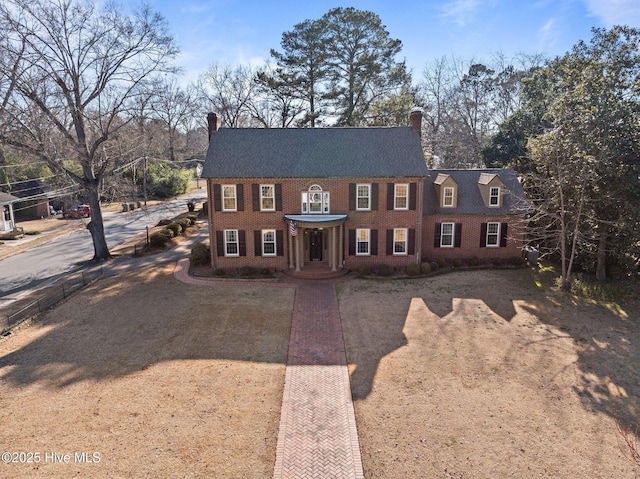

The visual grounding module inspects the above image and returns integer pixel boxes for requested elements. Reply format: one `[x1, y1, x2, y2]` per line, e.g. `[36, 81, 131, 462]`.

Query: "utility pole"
[143, 155, 148, 206]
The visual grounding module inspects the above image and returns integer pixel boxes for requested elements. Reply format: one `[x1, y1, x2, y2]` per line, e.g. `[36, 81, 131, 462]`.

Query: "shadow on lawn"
[340, 268, 640, 438]
[0, 264, 294, 389]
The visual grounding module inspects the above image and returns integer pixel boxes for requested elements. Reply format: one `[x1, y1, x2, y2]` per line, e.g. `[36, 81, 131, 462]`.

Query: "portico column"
[331, 226, 337, 271]
[295, 227, 303, 272]
[288, 226, 294, 269]
[339, 223, 344, 268]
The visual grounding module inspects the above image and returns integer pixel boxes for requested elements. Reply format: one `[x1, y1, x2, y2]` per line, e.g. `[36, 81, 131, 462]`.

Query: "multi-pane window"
[443, 187, 454, 207]
[440, 223, 454, 247]
[261, 185, 275, 211]
[393, 228, 408, 255]
[301, 185, 330, 214]
[356, 228, 370, 255]
[486, 222, 500, 247]
[224, 229, 239, 256]
[222, 185, 237, 211]
[394, 184, 408, 210]
[262, 229, 276, 256]
[490, 187, 500, 206]
[356, 184, 371, 210]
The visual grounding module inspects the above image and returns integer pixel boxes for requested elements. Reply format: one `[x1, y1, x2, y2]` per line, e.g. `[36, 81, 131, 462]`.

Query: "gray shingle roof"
[202, 127, 428, 179]
[0, 192, 19, 204]
[424, 169, 529, 215]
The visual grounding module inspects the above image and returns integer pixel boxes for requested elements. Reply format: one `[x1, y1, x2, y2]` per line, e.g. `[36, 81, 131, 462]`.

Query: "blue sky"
[147, 0, 640, 83]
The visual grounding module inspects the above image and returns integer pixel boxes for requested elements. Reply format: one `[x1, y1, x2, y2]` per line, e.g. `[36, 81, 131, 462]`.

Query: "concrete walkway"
[173, 260, 364, 478]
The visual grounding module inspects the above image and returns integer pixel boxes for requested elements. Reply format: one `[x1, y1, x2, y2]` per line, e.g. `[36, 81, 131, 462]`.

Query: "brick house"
[423, 169, 528, 262]
[202, 111, 528, 275]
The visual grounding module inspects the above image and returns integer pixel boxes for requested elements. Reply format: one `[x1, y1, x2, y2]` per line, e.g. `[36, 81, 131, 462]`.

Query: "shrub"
[178, 218, 191, 232]
[190, 242, 210, 266]
[162, 227, 174, 238]
[375, 264, 394, 277]
[469, 256, 479, 266]
[420, 262, 432, 274]
[357, 264, 371, 276]
[149, 231, 171, 247]
[437, 257, 447, 268]
[166, 222, 182, 236]
[452, 258, 463, 267]
[156, 219, 172, 226]
[406, 264, 420, 276]
[430, 261, 440, 271]
[186, 214, 197, 225]
[214, 268, 226, 277]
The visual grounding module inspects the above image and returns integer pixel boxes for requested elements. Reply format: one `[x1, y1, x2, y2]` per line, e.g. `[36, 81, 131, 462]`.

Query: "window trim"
[489, 186, 500, 207]
[260, 184, 275, 211]
[356, 183, 371, 211]
[486, 222, 500, 247]
[302, 184, 330, 214]
[222, 184, 237, 212]
[440, 222, 454, 248]
[356, 228, 370, 256]
[393, 228, 408, 255]
[224, 229, 239, 256]
[394, 183, 409, 210]
[262, 229, 277, 256]
[443, 187, 454, 207]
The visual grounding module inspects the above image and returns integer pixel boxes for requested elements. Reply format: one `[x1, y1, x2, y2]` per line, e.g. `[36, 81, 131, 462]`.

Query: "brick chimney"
[207, 112, 221, 139]
[409, 108, 422, 138]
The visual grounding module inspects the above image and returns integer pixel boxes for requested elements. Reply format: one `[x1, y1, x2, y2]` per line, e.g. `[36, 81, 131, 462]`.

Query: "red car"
[63, 204, 91, 219]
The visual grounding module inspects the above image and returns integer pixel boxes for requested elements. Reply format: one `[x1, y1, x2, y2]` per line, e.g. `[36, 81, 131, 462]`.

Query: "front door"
[310, 229, 323, 261]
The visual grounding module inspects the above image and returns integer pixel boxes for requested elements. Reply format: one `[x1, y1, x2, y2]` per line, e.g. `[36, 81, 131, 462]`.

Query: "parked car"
[63, 204, 91, 219]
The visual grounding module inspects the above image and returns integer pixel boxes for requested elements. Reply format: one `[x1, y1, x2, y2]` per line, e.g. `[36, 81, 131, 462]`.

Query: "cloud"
[580, 0, 640, 27]
[538, 17, 559, 48]
[440, 0, 483, 26]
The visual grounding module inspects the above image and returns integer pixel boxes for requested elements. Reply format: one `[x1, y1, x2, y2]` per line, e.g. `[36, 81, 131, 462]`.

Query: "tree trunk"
[596, 222, 608, 281]
[85, 183, 111, 262]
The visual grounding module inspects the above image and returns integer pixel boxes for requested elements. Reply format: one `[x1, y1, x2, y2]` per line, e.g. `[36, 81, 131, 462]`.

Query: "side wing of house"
[422, 169, 528, 262]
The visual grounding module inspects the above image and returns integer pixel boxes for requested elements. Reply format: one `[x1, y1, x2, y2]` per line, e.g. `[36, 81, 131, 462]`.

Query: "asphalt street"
[0, 189, 208, 309]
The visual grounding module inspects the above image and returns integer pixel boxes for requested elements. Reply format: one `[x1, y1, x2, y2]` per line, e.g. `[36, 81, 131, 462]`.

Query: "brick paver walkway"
[172, 260, 364, 478]
[273, 282, 364, 479]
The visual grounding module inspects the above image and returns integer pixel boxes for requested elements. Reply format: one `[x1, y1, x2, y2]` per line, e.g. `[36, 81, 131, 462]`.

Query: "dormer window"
[301, 184, 330, 214]
[443, 187, 454, 207]
[489, 187, 500, 207]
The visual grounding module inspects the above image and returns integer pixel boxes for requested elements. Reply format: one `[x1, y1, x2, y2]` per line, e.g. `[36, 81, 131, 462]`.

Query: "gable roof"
[202, 127, 428, 179]
[424, 168, 529, 215]
[0, 192, 19, 205]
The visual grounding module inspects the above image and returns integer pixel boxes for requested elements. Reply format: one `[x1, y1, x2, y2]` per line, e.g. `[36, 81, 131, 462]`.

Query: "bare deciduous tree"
[0, 0, 178, 261]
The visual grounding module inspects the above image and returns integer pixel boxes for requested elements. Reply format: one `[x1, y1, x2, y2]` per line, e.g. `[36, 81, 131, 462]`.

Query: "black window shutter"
[236, 184, 244, 211]
[454, 223, 462, 248]
[434, 223, 441, 248]
[239, 230, 246, 256]
[252, 184, 260, 211]
[386, 229, 393, 255]
[349, 183, 356, 210]
[254, 230, 262, 256]
[409, 183, 417, 210]
[387, 183, 394, 210]
[408, 229, 416, 255]
[213, 184, 222, 211]
[500, 223, 508, 247]
[216, 230, 224, 256]
[480, 223, 487, 247]
[348, 229, 356, 256]
[371, 229, 378, 256]
[276, 230, 284, 256]
[275, 184, 282, 211]
[372, 183, 379, 210]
